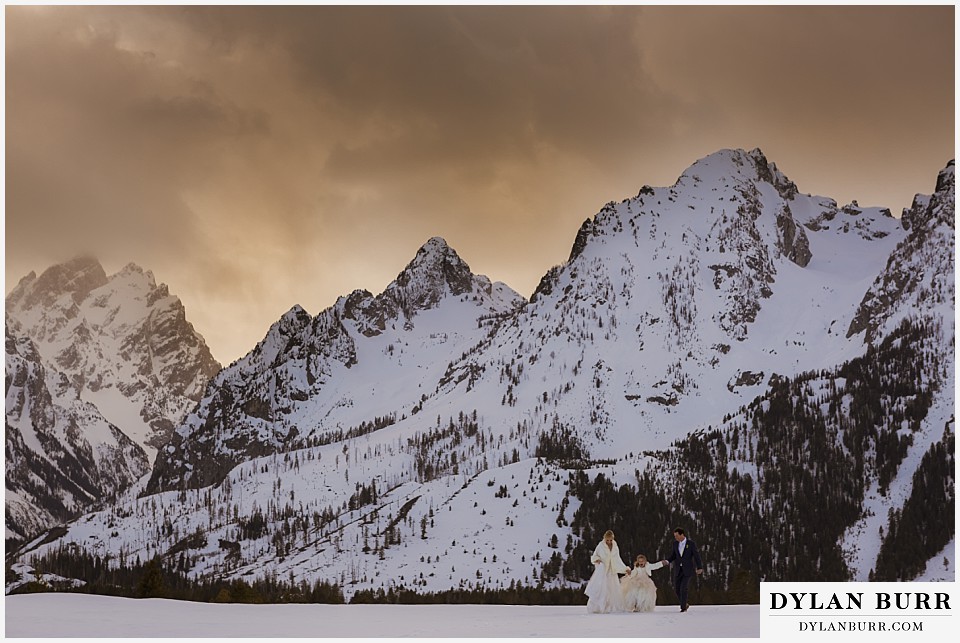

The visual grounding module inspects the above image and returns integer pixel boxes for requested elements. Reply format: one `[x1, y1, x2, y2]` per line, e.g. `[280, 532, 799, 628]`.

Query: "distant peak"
[384, 237, 477, 313]
[61, 255, 105, 275]
[901, 161, 955, 231]
[281, 304, 310, 321]
[113, 262, 158, 289]
[8, 271, 38, 297]
[268, 305, 312, 340]
[687, 147, 766, 174]
[746, 147, 769, 163]
[21, 256, 108, 306]
[119, 262, 145, 275]
[681, 147, 798, 199]
[423, 236, 450, 250]
[405, 237, 468, 272]
[696, 147, 750, 163]
[411, 237, 458, 265]
[935, 159, 955, 194]
[679, 148, 755, 182]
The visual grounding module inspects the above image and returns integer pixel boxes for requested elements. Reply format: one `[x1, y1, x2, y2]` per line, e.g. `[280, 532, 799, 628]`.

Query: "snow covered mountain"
[5, 258, 220, 541]
[5, 324, 149, 541]
[10, 149, 953, 597]
[145, 237, 524, 494]
[434, 148, 908, 458]
[633, 155, 955, 583]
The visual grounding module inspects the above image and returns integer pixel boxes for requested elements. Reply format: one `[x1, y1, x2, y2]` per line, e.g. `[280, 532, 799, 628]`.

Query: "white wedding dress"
[584, 540, 629, 613]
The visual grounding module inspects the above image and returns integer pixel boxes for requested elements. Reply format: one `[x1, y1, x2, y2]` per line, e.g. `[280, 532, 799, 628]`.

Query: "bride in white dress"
[584, 529, 631, 613]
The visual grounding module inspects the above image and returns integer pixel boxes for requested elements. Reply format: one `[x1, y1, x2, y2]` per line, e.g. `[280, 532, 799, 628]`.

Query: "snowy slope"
[914, 538, 955, 582]
[838, 161, 956, 580]
[4, 593, 760, 638]
[10, 149, 953, 596]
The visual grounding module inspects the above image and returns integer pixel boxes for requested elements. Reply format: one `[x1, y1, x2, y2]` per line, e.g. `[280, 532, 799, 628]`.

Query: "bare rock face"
[749, 147, 799, 201]
[776, 204, 812, 268]
[389, 237, 478, 313]
[848, 160, 955, 343]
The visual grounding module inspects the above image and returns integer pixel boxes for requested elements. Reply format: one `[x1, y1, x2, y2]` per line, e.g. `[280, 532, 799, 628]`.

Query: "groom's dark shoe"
[681, 604, 689, 612]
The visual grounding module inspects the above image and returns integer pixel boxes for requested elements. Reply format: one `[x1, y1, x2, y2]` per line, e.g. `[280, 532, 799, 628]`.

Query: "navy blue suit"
[665, 538, 703, 609]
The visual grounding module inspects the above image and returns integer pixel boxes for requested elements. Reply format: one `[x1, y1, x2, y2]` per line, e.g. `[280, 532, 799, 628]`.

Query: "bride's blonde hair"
[603, 530, 615, 538]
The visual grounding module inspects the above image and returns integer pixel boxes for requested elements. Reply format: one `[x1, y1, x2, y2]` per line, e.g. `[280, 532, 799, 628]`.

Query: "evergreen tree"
[137, 557, 165, 599]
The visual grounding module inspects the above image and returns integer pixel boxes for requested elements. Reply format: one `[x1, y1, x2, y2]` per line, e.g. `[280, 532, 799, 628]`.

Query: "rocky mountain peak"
[748, 147, 799, 200]
[279, 304, 311, 328]
[235, 304, 313, 371]
[401, 237, 471, 284]
[902, 159, 956, 232]
[115, 262, 157, 286]
[387, 237, 482, 315]
[567, 219, 597, 263]
[677, 147, 799, 200]
[935, 159, 955, 194]
[848, 159, 954, 342]
[8, 271, 37, 302]
[6, 257, 221, 456]
[7, 256, 108, 311]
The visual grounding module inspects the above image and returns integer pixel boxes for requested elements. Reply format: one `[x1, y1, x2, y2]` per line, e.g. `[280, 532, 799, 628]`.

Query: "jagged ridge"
[11, 150, 953, 598]
[145, 237, 524, 494]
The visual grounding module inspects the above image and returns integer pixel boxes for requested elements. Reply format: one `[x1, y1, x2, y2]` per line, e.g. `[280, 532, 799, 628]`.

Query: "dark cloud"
[5, 5, 953, 362]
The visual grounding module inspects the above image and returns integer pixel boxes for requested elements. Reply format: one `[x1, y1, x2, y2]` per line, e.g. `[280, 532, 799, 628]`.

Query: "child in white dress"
[620, 554, 664, 612]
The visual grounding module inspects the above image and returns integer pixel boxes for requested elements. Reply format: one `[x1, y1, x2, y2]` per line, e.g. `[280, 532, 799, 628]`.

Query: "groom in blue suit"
[662, 527, 703, 612]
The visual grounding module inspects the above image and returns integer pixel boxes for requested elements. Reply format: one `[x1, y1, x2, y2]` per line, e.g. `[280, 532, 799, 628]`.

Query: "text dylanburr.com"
[761, 582, 955, 638]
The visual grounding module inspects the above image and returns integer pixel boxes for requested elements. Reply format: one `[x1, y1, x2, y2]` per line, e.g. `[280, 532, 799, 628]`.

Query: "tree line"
[545, 316, 949, 590]
[8, 547, 344, 604]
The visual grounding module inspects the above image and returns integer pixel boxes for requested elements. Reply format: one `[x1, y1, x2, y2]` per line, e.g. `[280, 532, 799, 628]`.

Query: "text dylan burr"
[770, 592, 951, 611]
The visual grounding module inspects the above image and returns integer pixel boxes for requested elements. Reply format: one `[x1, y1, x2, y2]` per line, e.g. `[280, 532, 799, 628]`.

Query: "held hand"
[661, 560, 668, 566]
[696, 569, 703, 575]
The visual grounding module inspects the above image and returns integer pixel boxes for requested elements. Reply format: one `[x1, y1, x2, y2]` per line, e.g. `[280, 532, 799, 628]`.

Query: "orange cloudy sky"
[5, 4, 954, 363]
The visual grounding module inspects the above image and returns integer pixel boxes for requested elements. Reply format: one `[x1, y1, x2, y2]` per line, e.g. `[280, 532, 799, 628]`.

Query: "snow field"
[4, 593, 761, 638]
